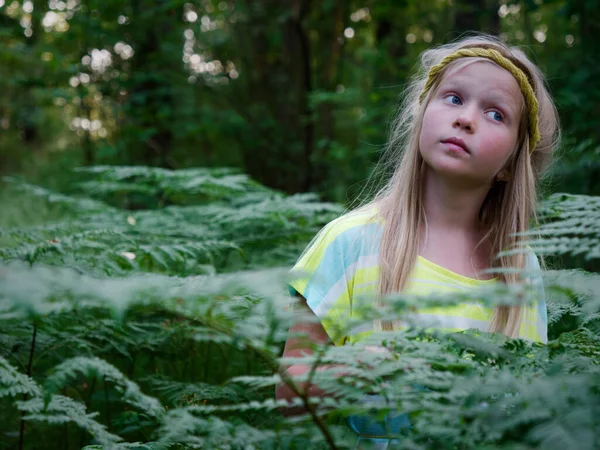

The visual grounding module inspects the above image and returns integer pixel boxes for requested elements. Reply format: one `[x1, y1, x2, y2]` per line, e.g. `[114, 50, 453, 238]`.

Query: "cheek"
[480, 128, 517, 163]
[419, 109, 438, 148]
[421, 106, 440, 133]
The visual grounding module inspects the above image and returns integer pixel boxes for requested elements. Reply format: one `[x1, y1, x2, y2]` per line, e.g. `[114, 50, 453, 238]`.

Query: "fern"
[1, 166, 599, 450]
[525, 193, 600, 261]
[72, 166, 271, 208]
[144, 375, 240, 407]
[1, 176, 340, 277]
[2, 177, 112, 215]
[0, 356, 41, 399]
[44, 357, 165, 419]
[19, 394, 123, 446]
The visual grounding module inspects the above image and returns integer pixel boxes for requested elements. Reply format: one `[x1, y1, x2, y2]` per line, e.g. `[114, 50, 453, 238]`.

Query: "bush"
[1, 166, 598, 450]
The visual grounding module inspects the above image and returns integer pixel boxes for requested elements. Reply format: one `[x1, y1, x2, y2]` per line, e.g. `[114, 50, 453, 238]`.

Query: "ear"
[495, 169, 511, 182]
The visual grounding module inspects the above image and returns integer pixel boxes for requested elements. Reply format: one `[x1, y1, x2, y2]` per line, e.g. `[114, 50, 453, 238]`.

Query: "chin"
[423, 151, 467, 171]
[423, 157, 484, 183]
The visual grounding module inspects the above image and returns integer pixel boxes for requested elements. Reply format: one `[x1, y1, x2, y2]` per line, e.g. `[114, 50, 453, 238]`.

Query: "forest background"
[2, 1, 600, 450]
[3, 0, 600, 200]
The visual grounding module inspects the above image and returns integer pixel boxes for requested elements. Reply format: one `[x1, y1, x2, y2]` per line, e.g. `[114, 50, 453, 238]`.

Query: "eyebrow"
[484, 93, 518, 117]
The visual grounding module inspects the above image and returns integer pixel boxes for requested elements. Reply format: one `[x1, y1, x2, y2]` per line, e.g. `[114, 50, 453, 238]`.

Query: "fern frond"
[73, 166, 271, 207]
[2, 177, 112, 214]
[524, 193, 600, 261]
[44, 357, 164, 419]
[83, 444, 167, 450]
[18, 394, 122, 446]
[229, 374, 281, 391]
[144, 375, 239, 407]
[82, 443, 169, 450]
[0, 356, 41, 398]
[156, 408, 283, 449]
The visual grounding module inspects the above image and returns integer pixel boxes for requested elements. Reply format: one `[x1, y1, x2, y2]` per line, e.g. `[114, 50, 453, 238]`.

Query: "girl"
[277, 34, 559, 447]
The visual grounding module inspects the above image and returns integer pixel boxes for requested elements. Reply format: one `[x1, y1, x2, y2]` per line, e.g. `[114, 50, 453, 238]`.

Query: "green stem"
[80, 376, 98, 448]
[103, 376, 111, 431]
[19, 322, 37, 450]
[178, 313, 338, 450]
[203, 342, 210, 382]
[64, 414, 69, 450]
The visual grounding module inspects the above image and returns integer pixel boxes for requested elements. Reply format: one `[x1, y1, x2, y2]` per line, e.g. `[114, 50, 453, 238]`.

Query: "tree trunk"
[453, 0, 487, 36]
[312, 0, 347, 191]
[17, 0, 47, 145]
[283, 0, 314, 191]
[126, 0, 176, 168]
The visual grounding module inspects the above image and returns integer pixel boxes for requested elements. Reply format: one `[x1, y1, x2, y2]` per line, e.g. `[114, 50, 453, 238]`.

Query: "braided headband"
[419, 47, 540, 152]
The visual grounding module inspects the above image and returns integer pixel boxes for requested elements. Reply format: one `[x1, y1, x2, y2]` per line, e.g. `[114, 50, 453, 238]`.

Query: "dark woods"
[2, 0, 600, 198]
[1, 1, 600, 449]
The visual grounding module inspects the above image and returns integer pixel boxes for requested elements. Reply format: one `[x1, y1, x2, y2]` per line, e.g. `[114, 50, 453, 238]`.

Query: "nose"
[453, 107, 476, 133]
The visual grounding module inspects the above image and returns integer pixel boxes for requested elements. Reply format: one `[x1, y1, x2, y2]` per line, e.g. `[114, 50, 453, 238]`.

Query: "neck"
[422, 169, 491, 233]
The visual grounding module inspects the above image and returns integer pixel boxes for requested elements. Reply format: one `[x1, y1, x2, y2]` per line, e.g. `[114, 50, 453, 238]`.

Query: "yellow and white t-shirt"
[289, 207, 548, 345]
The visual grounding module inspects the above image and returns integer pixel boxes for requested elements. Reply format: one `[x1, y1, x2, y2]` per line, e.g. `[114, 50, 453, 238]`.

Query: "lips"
[441, 137, 470, 154]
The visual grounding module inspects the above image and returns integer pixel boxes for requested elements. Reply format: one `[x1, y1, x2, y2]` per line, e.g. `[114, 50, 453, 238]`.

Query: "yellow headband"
[419, 47, 540, 152]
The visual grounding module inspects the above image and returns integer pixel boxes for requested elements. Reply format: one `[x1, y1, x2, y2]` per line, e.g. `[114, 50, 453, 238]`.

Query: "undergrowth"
[1, 166, 598, 450]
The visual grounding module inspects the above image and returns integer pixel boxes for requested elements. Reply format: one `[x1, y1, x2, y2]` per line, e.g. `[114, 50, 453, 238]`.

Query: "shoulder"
[291, 205, 382, 284]
[523, 249, 543, 282]
[524, 250, 542, 270]
[289, 206, 382, 336]
[313, 206, 382, 251]
[522, 249, 548, 343]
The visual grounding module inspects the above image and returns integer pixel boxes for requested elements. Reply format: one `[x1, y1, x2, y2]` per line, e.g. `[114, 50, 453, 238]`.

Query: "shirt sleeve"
[519, 251, 548, 344]
[289, 218, 364, 346]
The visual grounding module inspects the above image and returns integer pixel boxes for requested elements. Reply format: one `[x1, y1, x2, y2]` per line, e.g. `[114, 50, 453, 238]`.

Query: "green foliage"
[1, 165, 599, 449]
[0, 167, 342, 276]
[3, 0, 600, 447]
[4, 0, 600, 201]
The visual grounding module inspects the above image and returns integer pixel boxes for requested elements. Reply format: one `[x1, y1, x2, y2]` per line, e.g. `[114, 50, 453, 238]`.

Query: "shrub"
[1, 167, 598, 450]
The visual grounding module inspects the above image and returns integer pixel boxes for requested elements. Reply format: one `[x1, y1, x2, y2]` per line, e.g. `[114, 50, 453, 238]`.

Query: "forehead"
[439, 60, 523, 107]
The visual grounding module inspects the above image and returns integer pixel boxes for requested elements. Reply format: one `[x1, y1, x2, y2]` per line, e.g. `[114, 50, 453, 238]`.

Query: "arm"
[275, 295, 347, 416]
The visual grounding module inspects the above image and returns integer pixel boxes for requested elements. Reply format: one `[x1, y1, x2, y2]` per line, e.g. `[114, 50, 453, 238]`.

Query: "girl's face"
[419, 60, 523, 186]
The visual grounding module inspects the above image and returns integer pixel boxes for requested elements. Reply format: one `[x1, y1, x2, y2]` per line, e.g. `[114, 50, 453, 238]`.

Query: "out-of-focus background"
[2, 3, 600, 449]
[2, 0, 599, 202]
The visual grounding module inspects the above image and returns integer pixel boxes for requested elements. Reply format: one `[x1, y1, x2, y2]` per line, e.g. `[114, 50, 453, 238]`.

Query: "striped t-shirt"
[289, 207, 548, 345]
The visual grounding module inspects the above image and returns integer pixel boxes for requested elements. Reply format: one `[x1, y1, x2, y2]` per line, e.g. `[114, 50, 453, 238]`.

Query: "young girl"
[277, 34, 559, 447]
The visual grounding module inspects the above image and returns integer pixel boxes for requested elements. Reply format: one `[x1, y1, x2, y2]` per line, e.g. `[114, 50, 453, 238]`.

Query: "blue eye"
[444, 94, 462, 105]
[486, 111, 503, 122]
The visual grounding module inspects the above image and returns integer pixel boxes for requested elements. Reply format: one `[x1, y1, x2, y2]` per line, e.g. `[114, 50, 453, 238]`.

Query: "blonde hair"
[362, 34, 560, 337]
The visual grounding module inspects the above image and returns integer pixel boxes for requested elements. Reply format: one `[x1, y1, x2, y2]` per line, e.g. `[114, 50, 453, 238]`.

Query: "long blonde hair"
[364, 34, 560, 337]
